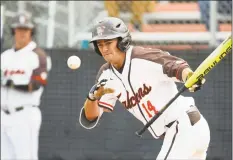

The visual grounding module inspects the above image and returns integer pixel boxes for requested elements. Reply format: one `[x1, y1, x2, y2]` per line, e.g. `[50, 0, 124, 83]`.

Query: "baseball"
[67, 55, 81, 70]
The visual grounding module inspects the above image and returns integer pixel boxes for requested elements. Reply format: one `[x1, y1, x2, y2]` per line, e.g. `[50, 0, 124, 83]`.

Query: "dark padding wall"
[38, 49, 231, 160]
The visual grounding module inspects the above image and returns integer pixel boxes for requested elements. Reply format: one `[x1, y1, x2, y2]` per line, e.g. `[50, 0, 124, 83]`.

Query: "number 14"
[142, 100, 158, 118]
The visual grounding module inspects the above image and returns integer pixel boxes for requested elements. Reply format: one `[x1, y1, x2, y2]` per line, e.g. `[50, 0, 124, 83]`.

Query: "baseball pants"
[156, 113, 210, 160]
[1, 105, 42, 160]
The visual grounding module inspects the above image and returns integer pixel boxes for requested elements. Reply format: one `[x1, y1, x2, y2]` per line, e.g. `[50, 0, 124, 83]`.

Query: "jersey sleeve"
[95, 63, 118, 112]
[79, 106, 104, 129]
[31, 47, 51, 86]
[98, 93, 117, 112]
[160, 51, 190, 82]
[131, 47, 191, 82]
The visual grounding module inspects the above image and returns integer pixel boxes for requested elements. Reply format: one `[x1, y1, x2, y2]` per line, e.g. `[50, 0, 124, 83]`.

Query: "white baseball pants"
[1, 106, 42, 160]
[156, 113, 210, 160]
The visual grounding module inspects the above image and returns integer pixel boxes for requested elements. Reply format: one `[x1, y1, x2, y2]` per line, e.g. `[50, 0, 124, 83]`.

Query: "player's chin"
[103, 54, 113, 62]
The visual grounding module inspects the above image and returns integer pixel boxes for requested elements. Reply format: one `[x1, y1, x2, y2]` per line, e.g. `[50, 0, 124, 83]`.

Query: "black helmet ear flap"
[93, 41, 102, 56]
[93, 34, 132, 57]
[117, 34, 132, 52]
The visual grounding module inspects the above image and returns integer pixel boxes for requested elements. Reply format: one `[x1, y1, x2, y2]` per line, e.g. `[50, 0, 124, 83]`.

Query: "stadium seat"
[141, 44, 209, 50]
[154, 2, 199, 12]
[219, 23, 232, 32]
[142, 24, 207, 32]
[126, 1, 231, 50]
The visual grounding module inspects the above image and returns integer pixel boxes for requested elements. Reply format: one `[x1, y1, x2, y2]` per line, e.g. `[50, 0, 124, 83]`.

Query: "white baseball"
[67, 55, 81, 70]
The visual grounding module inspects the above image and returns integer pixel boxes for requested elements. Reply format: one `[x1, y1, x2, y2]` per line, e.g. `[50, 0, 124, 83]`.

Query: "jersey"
[93, 46, 196, 139]
[1, 41, 52, 112]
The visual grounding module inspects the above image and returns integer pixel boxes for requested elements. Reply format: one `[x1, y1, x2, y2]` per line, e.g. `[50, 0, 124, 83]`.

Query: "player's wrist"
[87, 94, 97, 101]
[87, 81, 103, 101]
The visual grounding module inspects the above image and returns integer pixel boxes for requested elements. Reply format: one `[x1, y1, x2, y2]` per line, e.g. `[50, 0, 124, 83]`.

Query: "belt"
[165, 105, 201, 128]
[4, 105, 36, 115]
[4, 106, 24, 114]
[186, 105, 201, 126]
[159, 106, 201, 139]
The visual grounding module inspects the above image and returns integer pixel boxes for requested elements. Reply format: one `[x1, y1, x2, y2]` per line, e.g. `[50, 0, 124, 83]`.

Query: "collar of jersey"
[12, 41, 37, 54]
[111, 45, 133, 79]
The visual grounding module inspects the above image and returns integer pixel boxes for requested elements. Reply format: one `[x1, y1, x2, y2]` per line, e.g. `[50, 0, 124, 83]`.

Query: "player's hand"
[87, 79, 115, 101]
[5, 79, 14, 88]
[186, 72, 206, 92]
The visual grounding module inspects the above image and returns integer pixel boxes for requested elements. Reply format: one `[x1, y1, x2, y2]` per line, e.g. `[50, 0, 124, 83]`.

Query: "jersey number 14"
[142, 100, 158, 118]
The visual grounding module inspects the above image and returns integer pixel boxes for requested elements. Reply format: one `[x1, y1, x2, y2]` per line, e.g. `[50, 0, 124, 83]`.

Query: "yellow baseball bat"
[136, 35, 232, 137]
[185, 35, 232, 88]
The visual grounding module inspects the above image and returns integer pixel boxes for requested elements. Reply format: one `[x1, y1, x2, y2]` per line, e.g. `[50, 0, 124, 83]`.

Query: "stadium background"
[1, 1, 232, 160]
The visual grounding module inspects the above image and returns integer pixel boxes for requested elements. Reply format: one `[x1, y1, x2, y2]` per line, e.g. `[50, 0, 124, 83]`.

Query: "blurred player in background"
[79, 17, 210, 159]
[104, 1, 156, 31]
[1, 12, 52, 160]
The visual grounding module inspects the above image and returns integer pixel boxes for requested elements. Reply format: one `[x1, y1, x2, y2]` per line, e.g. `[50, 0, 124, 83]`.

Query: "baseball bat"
[136, 35, 232, 137]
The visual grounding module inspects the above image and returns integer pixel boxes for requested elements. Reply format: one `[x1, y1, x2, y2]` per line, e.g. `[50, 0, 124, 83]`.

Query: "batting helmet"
[90, 17, 132, 56]
[11, 12, 35, 35]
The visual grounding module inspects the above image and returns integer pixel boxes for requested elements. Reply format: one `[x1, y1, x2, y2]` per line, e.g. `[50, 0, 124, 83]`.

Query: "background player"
[79, 17, 210, 159]
[1, 12, 52, 160]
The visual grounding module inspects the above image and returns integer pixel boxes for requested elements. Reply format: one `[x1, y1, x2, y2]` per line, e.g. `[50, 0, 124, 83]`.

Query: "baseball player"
[1, 12, 52, 160]
[79, 17, 210, 159]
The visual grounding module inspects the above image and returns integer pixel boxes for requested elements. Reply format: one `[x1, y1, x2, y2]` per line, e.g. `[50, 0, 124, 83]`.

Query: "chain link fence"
[1, 1, 232, 50]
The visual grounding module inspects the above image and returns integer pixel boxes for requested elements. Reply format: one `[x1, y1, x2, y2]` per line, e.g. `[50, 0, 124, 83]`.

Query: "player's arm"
[160, 51, 205, 92]
[81, 98, 111, 126]
[160, 51, 191, 82]
[134, 47, 204, 91]
[83, 100, 100, 121]
[79, 63, 119, 129]
[132, 47, 192, 82]
[28, 53, 51, 91]
[84, 97, 112, 121]
[29, 51, 51, 91]
[79, 79, 116, 129]
[84, 79, 113, 120]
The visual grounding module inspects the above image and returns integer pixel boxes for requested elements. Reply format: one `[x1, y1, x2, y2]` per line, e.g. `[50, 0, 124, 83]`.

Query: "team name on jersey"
[122, 84, 152, 109]
[4, 69, 25, 76]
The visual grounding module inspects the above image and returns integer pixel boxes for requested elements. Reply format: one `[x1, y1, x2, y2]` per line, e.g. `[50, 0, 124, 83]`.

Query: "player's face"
[97, 38, 121, 63]
[14, 28, 32, 46]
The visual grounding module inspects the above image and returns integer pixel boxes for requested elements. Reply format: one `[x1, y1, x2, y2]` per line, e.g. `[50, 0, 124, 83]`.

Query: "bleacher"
[1, 1, 232, 50]
[142, 2, 230, 32]
[120, 1, 231, 50]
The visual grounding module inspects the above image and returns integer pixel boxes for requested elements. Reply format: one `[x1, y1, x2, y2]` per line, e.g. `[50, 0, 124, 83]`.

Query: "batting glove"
[186, 72, 206, 92]
[87, 79, 115, 101]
